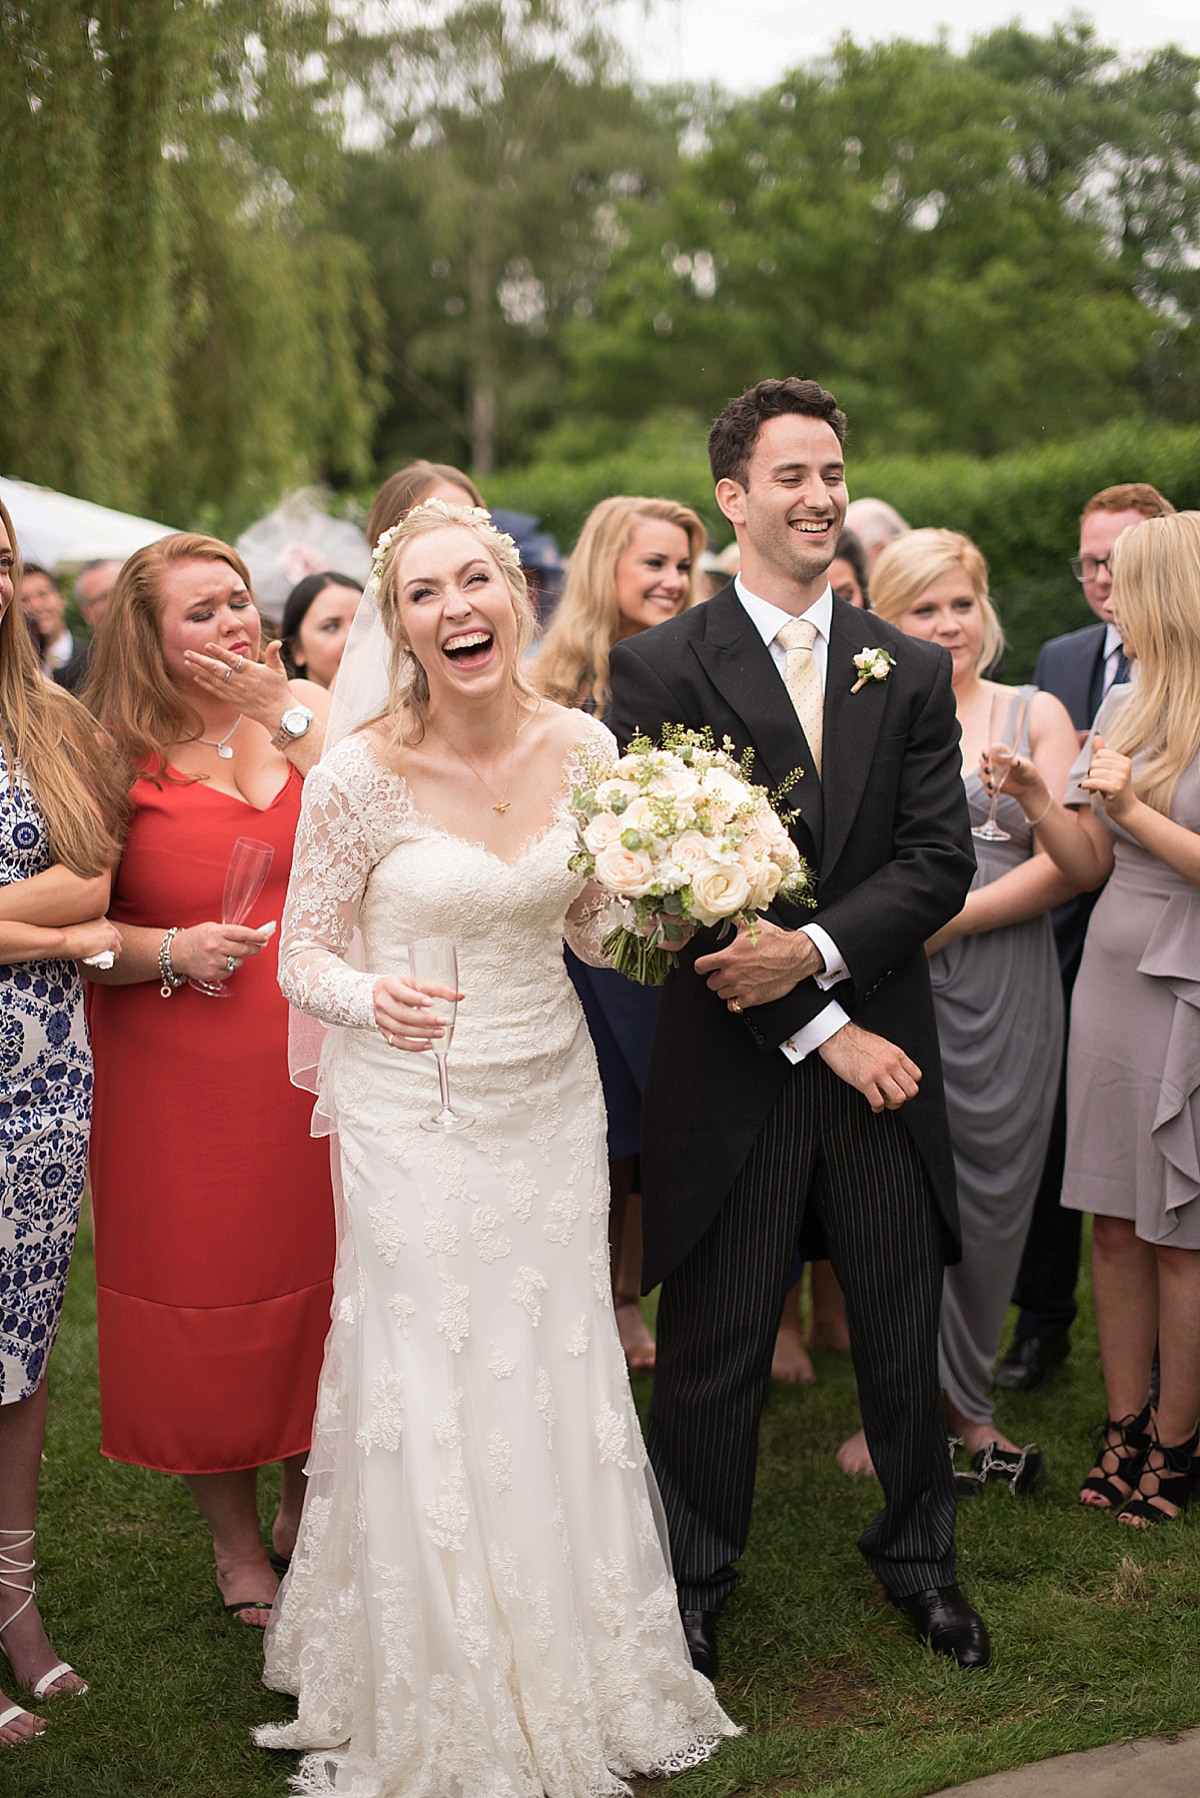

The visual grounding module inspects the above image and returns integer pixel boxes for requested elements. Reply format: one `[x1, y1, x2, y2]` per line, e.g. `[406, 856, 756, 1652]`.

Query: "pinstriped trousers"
[647, 1054, 958, 1610]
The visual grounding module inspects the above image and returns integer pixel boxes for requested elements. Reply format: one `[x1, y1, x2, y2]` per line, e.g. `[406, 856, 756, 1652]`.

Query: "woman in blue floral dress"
[0, 501, 127, 1748]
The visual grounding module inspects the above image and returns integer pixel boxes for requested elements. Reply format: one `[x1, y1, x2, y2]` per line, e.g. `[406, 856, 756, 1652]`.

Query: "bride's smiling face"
[395, 524, 520, 702]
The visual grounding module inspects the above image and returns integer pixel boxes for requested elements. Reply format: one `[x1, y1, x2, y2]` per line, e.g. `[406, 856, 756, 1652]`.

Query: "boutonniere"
[850, 647, 895, 693]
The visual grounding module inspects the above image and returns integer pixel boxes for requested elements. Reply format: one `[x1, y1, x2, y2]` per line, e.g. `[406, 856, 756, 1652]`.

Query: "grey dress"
[1063, 686, 1200, 1247]
[930, 689, 1064, 1425]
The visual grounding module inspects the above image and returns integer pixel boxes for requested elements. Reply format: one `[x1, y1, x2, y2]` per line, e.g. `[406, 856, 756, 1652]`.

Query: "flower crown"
[367, 497, 518, 598]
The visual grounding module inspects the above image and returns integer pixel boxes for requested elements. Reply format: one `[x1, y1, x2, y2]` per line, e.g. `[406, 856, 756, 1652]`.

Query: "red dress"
[88, 765, 335, 1474]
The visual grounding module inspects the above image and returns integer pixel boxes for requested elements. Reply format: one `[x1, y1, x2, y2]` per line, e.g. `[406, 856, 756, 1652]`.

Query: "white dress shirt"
[1101, 621, 1126, 695]
[42, 629, 73, 676]
[734, 576, 850, 1061]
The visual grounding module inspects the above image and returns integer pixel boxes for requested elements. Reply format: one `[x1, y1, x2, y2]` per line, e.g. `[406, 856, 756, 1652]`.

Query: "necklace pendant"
[493, 800, 511, 814]
[217, 744, 235, 759]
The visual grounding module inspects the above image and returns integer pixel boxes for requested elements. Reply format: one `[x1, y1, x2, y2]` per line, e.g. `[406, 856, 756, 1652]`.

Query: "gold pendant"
[493, 801, 510, 814]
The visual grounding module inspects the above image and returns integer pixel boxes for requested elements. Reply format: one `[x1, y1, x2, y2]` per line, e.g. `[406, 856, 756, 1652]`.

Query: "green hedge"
[483, 423, 1200, 679]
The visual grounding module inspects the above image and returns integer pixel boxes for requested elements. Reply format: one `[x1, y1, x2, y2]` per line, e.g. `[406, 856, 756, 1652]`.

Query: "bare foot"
[615, 1297, 656, 1372]
[772, 1325, 815, 1383]
[837, 1427, 877, 1477]
[214, 1551, 279, 1629]
[0, 1692, 46, 1745]
[943, 1400, 1021, 1459]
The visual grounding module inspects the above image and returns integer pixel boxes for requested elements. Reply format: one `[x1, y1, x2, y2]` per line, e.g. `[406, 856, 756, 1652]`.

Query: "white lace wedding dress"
[256, 727, 736, 1797]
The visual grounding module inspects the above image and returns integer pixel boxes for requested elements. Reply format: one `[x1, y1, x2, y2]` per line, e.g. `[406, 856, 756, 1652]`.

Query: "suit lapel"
[689, 589, 823, 861]
[820, 599, 890, 878]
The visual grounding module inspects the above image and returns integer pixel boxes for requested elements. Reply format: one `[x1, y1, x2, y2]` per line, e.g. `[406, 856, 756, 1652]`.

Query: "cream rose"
[648, 765, 703, 805]
[583, 810, 625, 854]
[595, 777, 639, 809]
[673, 830, 713, 874]
[594, 843, 658, 899]
[701, 765, 747, 805]
[689, 859, 752, 926]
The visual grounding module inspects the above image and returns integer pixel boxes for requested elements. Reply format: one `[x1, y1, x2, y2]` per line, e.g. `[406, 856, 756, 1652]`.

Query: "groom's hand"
[694, 918, 823, 1009]
[818, 1023, 921, 1112]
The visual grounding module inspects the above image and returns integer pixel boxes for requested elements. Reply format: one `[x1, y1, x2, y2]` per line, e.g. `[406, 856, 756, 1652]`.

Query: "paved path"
[937, 1729, 1200, 1797]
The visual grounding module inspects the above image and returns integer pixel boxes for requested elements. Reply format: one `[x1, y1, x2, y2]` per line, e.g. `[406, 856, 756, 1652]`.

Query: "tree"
[0, 0, 384, 530]
[335, 0, 680, 475]
[559, 27, 1197, 458]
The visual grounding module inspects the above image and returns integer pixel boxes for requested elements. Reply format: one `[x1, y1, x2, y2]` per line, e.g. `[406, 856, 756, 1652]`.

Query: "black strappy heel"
[1079, 1405, 1153, 1510]
[1117, 1428, 1200, 1527]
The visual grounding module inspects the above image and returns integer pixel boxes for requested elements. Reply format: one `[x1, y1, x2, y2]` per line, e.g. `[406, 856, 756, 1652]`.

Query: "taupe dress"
[1063, 687, 1200, 1247]
[930, 688, 1064, 1425]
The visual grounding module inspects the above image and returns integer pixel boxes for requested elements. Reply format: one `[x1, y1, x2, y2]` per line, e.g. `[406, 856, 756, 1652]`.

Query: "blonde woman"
[0, 502, 126, 1745]
[258, 498, 734, 1791]
[999, 511, 1200, 1524]
[838, 529, 1081, 1484]
[535, 496, 706, 1370]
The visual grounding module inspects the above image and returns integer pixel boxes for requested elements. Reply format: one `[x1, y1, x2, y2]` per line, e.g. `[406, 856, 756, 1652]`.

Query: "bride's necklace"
[433, 707, 533, 814]
[195, 713, 243, 760]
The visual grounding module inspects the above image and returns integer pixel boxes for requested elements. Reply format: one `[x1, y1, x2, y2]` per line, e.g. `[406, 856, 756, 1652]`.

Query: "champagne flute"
[408, 936, 473, 1132]
[973, 692, 1030, 843]
[190, 836, 275, 997]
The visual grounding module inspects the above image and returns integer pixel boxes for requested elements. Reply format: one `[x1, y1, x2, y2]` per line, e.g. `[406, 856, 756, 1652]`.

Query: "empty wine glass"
[190, 836, 275, 997]
[974, 692, 1030, 843]
[408, 935, 473, 1133]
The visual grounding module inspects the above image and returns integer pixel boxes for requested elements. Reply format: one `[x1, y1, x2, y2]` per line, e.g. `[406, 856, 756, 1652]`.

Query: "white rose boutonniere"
[850, 646, 896, 694]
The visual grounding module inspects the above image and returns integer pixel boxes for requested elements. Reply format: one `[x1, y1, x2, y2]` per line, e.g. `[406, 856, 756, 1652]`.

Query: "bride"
[256, 500, 736, 1795]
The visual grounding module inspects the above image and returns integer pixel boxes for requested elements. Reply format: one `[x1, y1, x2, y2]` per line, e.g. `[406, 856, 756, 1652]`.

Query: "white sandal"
[0, 1529, 87, 1700]
[0, 1700, 45, 1744]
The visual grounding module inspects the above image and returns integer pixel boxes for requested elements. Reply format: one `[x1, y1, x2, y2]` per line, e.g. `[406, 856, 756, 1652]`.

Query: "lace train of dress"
[256, 729, 736, 1796]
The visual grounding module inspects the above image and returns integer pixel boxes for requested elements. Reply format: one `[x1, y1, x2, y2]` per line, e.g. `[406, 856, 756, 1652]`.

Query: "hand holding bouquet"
[568, 727, 815, 986]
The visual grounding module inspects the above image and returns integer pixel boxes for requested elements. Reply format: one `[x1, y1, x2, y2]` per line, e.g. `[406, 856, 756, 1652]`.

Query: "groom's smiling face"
[717, 414, 848, 596]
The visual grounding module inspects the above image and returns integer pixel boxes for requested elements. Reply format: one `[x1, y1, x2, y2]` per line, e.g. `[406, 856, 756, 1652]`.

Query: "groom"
[608, 377, 989, 1674]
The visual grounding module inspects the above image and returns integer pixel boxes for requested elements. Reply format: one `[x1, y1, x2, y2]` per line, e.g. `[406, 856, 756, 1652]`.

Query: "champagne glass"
[190, 836, 275, 997]
[408, 935, 473, 1132]
[973, 692, 1030, 843]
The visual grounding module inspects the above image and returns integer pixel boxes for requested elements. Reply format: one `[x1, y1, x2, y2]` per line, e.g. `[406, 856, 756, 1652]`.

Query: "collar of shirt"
[1103, 621, 1124, 663]
[42, 629, 73, 672]
[734, 576, 833, 688]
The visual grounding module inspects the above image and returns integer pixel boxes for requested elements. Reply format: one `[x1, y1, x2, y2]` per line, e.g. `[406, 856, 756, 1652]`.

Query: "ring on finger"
[234, 654, 245, 673]
[226, 955, 237, 973]
[222, 665, 233, 681]
[728, 998, 742, 1013]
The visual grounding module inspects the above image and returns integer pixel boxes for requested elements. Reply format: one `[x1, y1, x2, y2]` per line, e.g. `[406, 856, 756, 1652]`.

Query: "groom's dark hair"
[708, 377, 847, 487]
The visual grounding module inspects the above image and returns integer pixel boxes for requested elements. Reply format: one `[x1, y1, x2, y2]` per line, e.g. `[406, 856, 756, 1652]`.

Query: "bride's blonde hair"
[370, 499, 538, 745]
[1104, 512, 1200, 815]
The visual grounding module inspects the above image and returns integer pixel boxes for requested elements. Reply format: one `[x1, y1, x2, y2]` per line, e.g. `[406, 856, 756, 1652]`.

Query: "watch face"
[281, 706, 313, 737]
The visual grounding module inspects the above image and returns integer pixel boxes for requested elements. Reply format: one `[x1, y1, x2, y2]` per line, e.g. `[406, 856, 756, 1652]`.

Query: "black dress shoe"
[892, 1584, 991, 1668]
[992, 1333, 1069, 1392]
[679, 1609, 719, 1679]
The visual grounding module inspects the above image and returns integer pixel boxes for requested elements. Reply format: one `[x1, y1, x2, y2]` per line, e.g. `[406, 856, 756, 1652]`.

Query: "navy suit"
[1011, 619, 1111, 1344]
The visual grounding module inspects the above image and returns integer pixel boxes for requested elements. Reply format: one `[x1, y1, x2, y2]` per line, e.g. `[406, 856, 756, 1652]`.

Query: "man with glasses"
[994, 481, 1175, 1394]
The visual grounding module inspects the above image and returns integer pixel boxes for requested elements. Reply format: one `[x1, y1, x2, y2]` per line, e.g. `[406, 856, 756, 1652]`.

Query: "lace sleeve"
[279, 761, 378, 1029]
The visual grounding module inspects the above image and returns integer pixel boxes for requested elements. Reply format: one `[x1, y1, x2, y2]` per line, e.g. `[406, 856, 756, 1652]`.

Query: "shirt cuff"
[780, 1001, 851, 1064]
[801, 923, 849, 990]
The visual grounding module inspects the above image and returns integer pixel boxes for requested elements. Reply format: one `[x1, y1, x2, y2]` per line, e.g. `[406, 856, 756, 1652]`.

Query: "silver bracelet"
[159, 927, 185, 997]
[1028, 795, 1054, 829]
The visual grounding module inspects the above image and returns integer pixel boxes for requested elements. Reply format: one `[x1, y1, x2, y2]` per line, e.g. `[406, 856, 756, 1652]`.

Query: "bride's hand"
[373, 975, 462, 1052]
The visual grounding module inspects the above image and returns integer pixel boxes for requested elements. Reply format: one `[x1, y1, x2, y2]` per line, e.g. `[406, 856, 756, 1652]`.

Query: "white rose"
[753, 859, 783, 909]
[583, 811, 624, 854]
[648, 765, 703, 804]
[673, 830, 713, 873]
[619, 796, 655, 834]
[595, 778, 639, 809]
[689, 859, 752, 926]
[701, 765, 747, 805]
[594, 842, 658, 899]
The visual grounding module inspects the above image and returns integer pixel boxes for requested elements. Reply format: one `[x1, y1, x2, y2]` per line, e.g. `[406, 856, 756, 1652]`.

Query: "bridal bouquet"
[567, 727, 815, 986]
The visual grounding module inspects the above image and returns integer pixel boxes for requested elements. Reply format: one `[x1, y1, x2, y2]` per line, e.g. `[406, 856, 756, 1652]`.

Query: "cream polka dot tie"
[775, 616, 823, 778]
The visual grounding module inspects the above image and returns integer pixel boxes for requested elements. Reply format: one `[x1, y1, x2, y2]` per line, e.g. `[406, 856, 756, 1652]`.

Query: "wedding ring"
[728, 998, 743, 1013]
[387, 1033, 395, 1047]
[234, 655, 245, 673]
[226, 955, 237, 972]
[222, 665, 233, 681]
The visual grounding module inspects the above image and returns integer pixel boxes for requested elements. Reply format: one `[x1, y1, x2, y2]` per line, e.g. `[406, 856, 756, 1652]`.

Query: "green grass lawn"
[7, 1217, 1199, 1797]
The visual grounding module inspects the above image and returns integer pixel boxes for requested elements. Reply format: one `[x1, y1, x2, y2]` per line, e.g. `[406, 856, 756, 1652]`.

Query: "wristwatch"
[273, 704, 315, 750]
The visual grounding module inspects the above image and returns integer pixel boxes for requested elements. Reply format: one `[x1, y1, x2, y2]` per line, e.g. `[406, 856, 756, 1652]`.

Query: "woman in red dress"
[83, 533, 335, 1627]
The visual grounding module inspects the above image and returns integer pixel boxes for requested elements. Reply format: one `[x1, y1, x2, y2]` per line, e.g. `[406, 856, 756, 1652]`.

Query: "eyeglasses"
[1069, 554, 1112, 583]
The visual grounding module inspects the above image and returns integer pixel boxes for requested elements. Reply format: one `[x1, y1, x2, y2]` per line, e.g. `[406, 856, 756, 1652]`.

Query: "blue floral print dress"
[0, 749, 92, 1404]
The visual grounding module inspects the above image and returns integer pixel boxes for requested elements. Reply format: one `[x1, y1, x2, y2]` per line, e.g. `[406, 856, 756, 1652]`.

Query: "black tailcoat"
[608, 584, 976, 1289]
